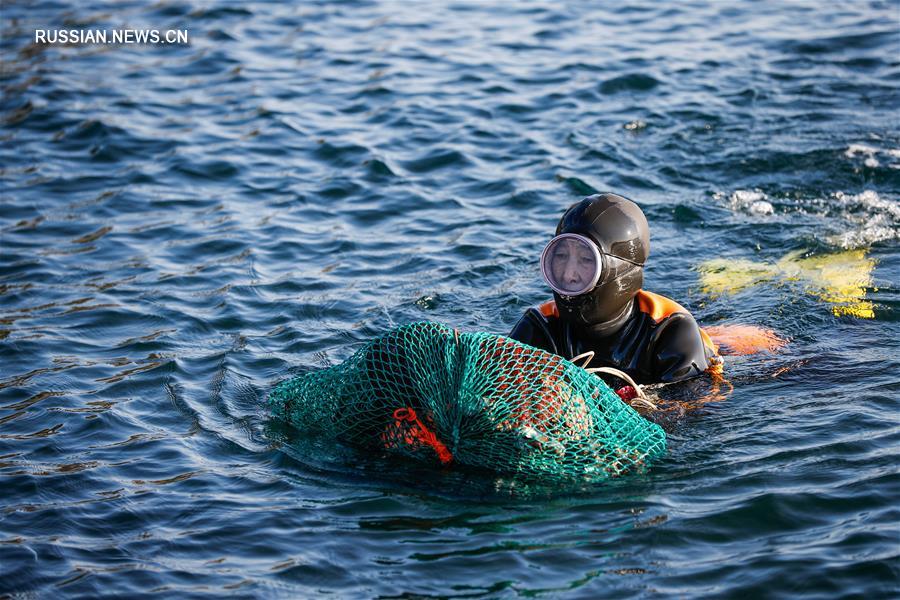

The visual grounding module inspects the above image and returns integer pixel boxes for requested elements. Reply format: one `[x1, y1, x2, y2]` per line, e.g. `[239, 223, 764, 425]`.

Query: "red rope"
[391, 407, 453, 465]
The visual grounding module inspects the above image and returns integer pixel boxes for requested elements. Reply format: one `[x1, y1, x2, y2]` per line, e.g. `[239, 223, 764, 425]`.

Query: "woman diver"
[509, 193, 720, 385]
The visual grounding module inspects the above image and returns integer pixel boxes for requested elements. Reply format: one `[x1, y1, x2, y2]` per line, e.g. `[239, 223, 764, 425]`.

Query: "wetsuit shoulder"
[651, 311, 712, 382]
[635, 290, 687, 322]
[635, 290, 717, 382]
[508, 300, 559, 354]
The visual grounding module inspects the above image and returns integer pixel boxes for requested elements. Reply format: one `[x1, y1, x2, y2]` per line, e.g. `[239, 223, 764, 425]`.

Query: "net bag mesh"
[269, 322, 666, 481]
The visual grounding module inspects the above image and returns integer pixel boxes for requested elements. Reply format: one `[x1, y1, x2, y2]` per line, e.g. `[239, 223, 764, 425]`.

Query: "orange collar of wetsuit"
[538, 290, 719, 355]
[539, 290, 680, 322]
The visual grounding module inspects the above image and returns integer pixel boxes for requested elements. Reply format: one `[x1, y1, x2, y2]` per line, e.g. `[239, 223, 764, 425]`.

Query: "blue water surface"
[1, 1, 899, 597]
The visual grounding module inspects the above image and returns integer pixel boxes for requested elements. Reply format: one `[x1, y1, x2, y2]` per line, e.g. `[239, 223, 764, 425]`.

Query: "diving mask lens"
[540, 233, 602, 296]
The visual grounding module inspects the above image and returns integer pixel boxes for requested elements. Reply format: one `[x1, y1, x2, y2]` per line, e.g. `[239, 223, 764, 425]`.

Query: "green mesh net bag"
[269, 322, 666, 482]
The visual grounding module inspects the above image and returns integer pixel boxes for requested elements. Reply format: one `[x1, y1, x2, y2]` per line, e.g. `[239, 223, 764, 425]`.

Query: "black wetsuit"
[508, 290, 719, 384]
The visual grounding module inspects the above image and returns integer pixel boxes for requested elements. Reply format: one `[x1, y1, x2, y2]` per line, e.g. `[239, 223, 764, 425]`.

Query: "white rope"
[570, 351, 595, 369]
[586, 366, 658, 412]
[570, 351, 658, 411]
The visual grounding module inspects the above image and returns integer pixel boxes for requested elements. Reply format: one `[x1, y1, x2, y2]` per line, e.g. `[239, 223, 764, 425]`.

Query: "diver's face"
[550, 238, 597, 293]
